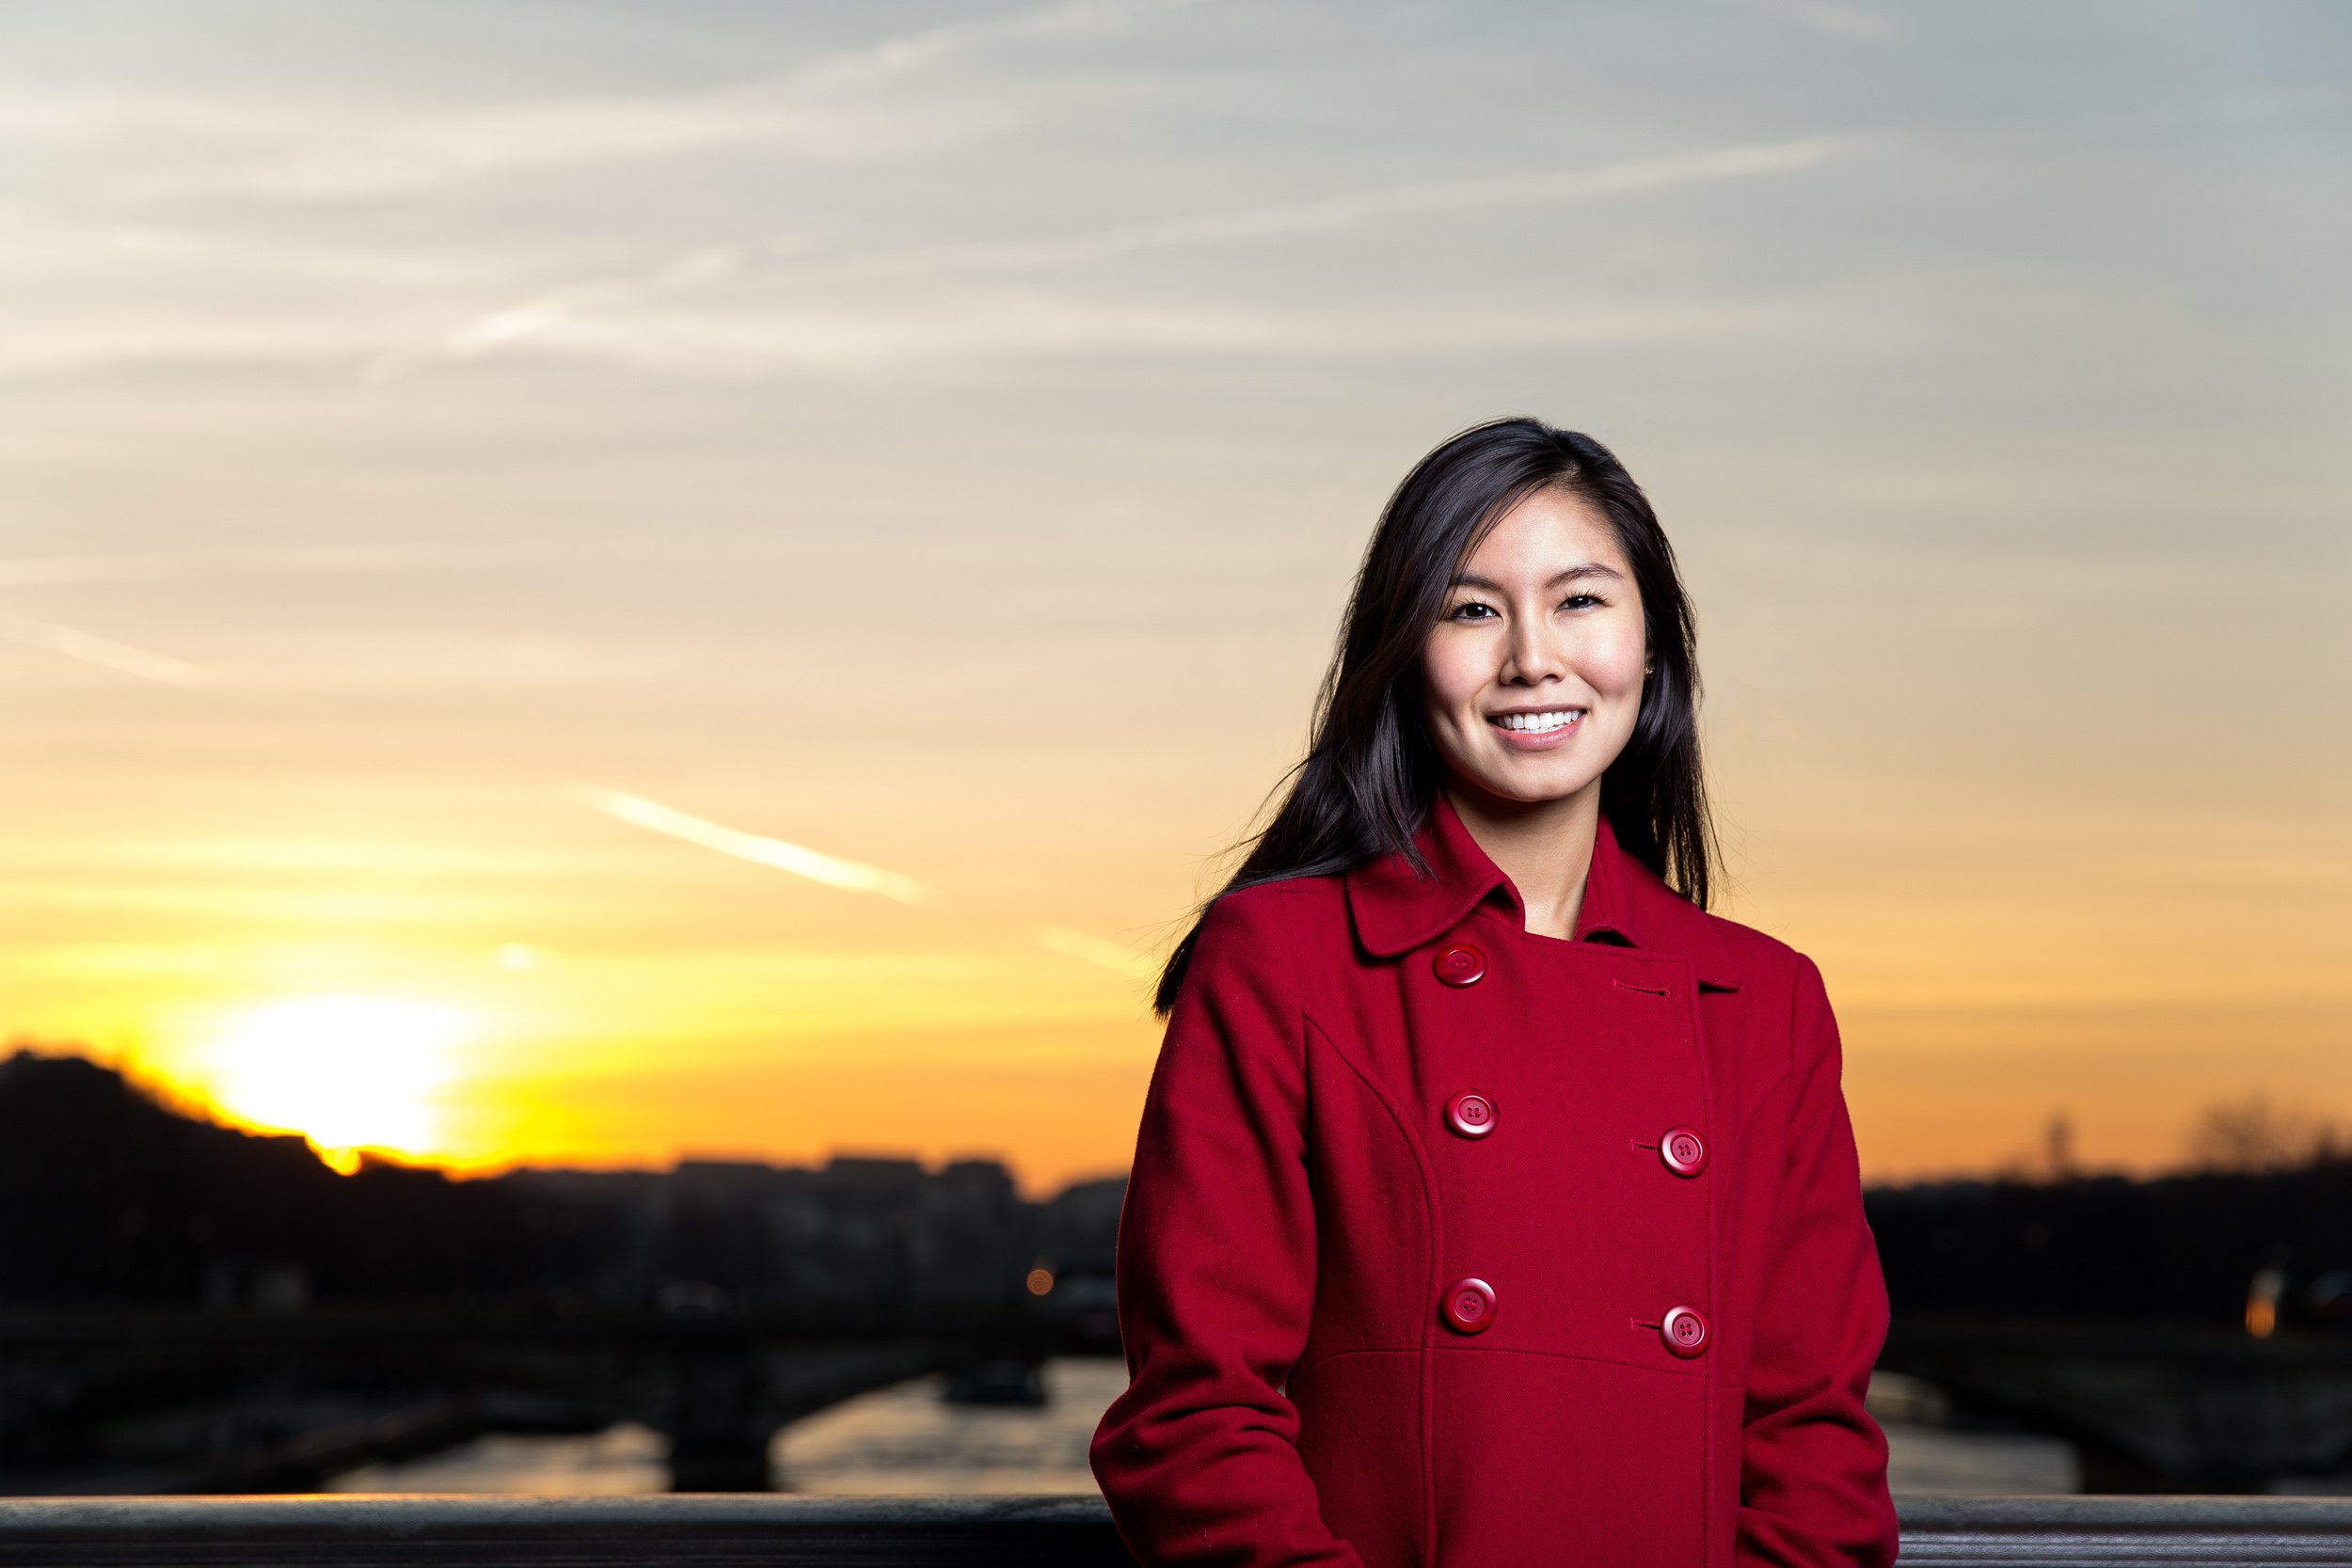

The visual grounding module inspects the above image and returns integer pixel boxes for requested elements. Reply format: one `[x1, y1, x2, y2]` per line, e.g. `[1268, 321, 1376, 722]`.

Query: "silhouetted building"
[0, 1049, 1106, 1311]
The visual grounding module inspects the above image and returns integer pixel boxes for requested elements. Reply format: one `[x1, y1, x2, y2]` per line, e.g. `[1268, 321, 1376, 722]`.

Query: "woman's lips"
[1487, 707, 1586, 751]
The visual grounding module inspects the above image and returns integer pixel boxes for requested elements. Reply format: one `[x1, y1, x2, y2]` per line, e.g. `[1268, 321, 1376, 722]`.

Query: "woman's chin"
[1449, 764, 1600, 811]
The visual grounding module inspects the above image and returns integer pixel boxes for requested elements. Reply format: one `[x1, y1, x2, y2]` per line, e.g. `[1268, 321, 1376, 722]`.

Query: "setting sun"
[183, 995, 469, 1173]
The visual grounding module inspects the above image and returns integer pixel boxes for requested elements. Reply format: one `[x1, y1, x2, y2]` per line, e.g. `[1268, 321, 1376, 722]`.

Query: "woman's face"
[1421, 486, 1648, 809]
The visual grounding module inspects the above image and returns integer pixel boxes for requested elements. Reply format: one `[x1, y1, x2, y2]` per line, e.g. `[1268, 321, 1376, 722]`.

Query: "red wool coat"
[1091, 799, 1898, 1567]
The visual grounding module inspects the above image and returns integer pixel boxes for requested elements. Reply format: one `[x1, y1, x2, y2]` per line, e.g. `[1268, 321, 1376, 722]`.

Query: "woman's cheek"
[1422, 635, 1489, 719]
[1583, 626, 1648, 698]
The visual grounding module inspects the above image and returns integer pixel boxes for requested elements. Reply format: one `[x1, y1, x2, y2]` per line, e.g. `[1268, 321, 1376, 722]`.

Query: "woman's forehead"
[1458, 488, 1628, 579]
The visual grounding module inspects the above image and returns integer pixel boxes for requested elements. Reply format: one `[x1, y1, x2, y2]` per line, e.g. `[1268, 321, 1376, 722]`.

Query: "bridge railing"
[3, 1494, 2350, 1566]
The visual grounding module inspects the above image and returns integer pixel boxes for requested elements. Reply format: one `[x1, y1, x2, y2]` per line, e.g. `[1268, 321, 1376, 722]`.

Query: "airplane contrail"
[1036, 924, 1156, 980]
[0, 626, 1172, 973]
[0, 611, 219, 689]
[573, 784, 934, 907]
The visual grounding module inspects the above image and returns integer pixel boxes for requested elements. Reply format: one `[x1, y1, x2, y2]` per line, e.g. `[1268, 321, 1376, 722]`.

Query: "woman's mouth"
[1487, 706, 1586, 748]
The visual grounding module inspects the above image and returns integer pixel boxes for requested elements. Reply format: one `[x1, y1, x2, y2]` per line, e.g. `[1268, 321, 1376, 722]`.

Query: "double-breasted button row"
[1427, 943, 1708, 1168]
[1439, 1280, 1712, 1357]
[1441, 1091, 1703, 1180]
[1427, 937, 1708, 1352]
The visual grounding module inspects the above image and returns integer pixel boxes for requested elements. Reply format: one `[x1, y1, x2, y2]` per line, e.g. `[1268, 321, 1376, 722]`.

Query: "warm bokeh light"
[177, 995, 469, 1174]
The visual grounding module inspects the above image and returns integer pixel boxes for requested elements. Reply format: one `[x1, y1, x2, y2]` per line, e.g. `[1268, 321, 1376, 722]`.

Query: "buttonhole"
[1630, 1318, 1660, 1331]
[1631, 1141, 1658, 1152]
[1613, 978, 1670, 997]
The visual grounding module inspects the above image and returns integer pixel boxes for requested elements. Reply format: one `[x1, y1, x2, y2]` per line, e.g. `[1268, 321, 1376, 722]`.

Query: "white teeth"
[1496, 709, 1582, 733]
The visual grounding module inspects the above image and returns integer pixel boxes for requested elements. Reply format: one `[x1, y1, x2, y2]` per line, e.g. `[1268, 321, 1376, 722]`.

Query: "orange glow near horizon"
[32, 889, 1181, 1192]
[6, 772, 2349, 1195]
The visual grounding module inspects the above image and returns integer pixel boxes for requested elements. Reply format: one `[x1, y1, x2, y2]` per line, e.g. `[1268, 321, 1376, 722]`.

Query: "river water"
[329, 1360, 2080, 1497]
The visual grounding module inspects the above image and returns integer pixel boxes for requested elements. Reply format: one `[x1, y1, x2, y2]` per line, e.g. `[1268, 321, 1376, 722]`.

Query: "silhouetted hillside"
[0, 1051, 560, 1304]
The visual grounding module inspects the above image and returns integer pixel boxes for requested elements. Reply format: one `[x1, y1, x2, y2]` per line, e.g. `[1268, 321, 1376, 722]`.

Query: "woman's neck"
[1443, 778, 1602, 941]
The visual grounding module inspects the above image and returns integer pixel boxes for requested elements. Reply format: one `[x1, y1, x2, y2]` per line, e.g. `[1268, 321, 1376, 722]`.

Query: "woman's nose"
[1502, 618, 1565, 684]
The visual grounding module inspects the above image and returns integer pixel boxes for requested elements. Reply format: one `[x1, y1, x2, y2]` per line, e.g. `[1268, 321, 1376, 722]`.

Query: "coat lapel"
[1344, 795, 1741, 991]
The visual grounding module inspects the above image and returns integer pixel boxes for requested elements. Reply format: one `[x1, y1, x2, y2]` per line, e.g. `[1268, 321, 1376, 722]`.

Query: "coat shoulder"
[1687, 905, 1821, 998]
[1174, 874, 1351, 1003]
[1198, 872, 1351, 943]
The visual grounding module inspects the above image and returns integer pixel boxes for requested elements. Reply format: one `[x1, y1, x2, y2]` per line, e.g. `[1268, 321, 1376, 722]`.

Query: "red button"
[1660, 1126, 1708, 1177]
[1661, 1306, 1709, 1357]
[1433, 943, 1486, 987]
[1446, 1092, 1498, 1139]
[1442, 1277, 1497, 1334]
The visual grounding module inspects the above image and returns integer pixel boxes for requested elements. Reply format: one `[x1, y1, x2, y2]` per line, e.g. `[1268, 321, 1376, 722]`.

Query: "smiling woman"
[183, 994, 469, 1174]
[1094, 420, 1897, 1568]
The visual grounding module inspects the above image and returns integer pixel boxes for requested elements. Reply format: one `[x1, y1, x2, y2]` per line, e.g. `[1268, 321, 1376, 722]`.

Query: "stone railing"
[2, 1494, 2349, 1565]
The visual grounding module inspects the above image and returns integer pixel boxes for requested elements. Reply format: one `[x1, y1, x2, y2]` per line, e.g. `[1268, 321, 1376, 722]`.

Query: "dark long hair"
[1153, 417, 1714, 1014]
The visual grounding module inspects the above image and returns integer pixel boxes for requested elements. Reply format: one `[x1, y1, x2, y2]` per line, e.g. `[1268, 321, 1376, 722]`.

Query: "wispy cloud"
[161, 0, 1200, 199]
[0, 207, 491, 290]
[369, 247, 745, 382]
[402, 293, 1797, 378]
[784, 0, 1200, 90]
[1036, 925, 1156, 981]
[0, 538, 791, 588]
[777, 134, 1868, 284]
[0, 93, 297, 144]
[574, 785, 935, 907]
[412, 135, 1861, 374]
[0, 545, 481, 587]
[0, 611, 219, 689]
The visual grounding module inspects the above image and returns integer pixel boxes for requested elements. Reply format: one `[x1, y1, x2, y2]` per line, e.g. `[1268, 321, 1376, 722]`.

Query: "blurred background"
[2, 0, 2346, 1501]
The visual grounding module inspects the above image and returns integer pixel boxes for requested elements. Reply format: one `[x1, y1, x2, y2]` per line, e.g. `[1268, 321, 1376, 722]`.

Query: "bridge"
[0, 1299, 1060, 1495]
[1880, 1317, 2352, 1491]
[16, 1303, 2352, 1497]
[0, 1495, 2347, 1566]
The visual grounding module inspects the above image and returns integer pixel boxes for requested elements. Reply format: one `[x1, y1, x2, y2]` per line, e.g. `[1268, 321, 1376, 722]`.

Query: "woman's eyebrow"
[1447, 562, 1625, 592]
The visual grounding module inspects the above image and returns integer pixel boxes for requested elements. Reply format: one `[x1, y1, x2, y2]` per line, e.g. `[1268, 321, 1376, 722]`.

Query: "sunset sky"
[3, 1, 2345, 1192]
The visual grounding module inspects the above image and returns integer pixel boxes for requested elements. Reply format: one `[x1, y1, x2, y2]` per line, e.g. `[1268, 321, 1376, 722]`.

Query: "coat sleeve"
[1090, 891, 1363, 1568]
[1737, 957, 1899, 1568]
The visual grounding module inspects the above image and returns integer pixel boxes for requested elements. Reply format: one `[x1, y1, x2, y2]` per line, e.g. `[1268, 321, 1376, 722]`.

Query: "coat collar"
[1343, 793, 1741, 990]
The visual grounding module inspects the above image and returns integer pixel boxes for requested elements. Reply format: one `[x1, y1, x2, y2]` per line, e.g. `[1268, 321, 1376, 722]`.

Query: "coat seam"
[1675, 953, 1722, 1564]
[1289, 1343, 1421, 1380]
[1423, 1343, 1713, 1379]
[1305, 1007, 1442, 1568]
[1295, 1340, 1716, 1382]
[1737, 961, 1820, 1519]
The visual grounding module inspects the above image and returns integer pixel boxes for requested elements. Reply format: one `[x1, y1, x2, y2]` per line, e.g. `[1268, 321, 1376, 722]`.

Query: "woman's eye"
[1560, 594, 1603, 612]
[1449, 601, 1498, 621]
